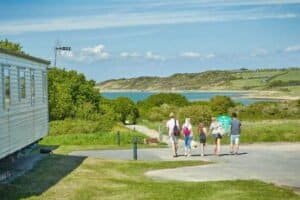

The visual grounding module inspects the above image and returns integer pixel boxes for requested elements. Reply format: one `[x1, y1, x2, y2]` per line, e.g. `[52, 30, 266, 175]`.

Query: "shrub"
[49, 119, 114, 135]
[113, 97, 139, 124]
[138, 93, 189, 109]
[233, 100, 300, 120]
[210, 96, 235, 115]
[145, 104, 177, 122]
[48, 68, 100, 120]
[178, 105, 213, 126]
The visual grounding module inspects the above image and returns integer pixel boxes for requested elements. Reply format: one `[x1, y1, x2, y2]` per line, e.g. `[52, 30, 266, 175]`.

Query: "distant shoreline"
[99, 89, 299, 101]
[99, 89, 248, 93]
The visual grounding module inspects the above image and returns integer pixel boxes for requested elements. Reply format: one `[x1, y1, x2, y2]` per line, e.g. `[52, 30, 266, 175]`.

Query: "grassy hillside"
[98, 68, 300, 92]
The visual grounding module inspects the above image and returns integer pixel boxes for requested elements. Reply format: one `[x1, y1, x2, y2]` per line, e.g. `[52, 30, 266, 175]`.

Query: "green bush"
[232, 100, 300, 120]
[178, 105, 213, 126]
[210, 96, 235, 115]
[113, 97, 139, 124]
[48, 68, 100, 120]
[138, 93, 189, 109]
[49, 119, 115, 135]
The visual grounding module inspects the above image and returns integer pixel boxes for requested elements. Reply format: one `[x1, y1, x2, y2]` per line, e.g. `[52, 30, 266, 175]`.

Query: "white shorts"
[230, 135, 240, 145]
[169, 135, 178, 144]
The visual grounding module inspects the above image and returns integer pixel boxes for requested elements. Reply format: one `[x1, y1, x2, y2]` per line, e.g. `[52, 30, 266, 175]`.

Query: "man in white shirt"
[166, 112, 180, 157]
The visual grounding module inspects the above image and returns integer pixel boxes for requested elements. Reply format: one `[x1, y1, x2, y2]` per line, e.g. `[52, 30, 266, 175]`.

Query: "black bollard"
[133, 137, 138, 160]
[116, 131, 121, 146]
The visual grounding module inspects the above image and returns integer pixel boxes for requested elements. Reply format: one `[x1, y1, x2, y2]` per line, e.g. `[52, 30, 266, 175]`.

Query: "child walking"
[198, 122, 207, 156]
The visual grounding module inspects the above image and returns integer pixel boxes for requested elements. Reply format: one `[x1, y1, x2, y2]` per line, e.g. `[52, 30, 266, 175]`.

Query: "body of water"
[102, 91, 275, 105]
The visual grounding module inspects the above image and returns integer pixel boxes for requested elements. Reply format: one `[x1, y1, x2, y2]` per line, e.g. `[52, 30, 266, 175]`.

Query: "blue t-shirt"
[231, 118, 241, 135]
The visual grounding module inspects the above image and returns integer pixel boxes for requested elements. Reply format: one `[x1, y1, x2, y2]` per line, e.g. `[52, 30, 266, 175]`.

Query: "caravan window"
[18, 67, 26, 101]
[42, 71, 47, 102]
[3, 66, 10, 109]
[30, 69, 35, 105]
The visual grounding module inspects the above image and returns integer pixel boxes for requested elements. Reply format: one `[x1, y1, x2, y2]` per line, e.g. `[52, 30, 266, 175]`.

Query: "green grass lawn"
[0, 153, 299, 200]
[40, 131, 146, 146]
[1, 118, 299, 199]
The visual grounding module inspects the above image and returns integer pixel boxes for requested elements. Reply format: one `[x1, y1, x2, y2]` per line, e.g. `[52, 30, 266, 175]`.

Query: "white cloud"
[120, 52, 140, 58]
[60, 44, 110, 63]
[0, 2, 298, 35]
[284, 45, 300, 53]
[180, 52, 215, 59]
[205, 53, 216, 59]
[81, 44, 110, 59]
[251, 48, 268, 57]
[181, 52, 202, 58]
[145, 51, 165, 61]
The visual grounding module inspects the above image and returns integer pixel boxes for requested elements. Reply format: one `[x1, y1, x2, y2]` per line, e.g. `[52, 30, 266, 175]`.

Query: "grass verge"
[140, 119, 300, 143]
[0, 153, 299, 200]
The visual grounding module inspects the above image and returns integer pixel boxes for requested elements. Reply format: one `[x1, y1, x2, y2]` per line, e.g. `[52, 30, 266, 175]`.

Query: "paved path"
[146, 143, 300, 190]
[126, 125, 169, 144]
[126, 125, 198, 147]
[70, 143, 300, 190]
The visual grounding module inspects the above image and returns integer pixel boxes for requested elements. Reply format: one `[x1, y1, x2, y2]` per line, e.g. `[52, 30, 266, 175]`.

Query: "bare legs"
[230, 141, 234, 154]
[200, 143, 205, 156]
[217, 138, 221, 155]
[171, 141, 178, 157]
[230, 136, 240, 154]
[184, 136, 192, 156]
[214, 138, 221, 155]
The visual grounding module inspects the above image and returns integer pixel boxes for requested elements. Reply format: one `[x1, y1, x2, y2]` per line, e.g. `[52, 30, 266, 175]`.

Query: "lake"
[102, 91, 275, 105]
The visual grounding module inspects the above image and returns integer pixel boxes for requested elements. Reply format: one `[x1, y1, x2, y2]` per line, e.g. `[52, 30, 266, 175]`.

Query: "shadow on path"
[0, 145, 86, 200]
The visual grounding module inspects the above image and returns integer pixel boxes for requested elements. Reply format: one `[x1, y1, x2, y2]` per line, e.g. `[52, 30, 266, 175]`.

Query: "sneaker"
[201, 153, 204, 157]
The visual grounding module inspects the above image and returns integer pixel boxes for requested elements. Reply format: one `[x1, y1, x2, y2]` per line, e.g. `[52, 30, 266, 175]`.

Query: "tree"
[210, 96, 235, 115]
[48, 68, 100, 120]
[0, 39, 23, 54]
[113, 97, 139, 124]
[178, 105, 213, 126]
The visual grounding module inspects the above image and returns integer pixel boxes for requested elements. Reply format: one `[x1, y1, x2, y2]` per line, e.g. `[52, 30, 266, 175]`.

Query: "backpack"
[183, 126, 191, 136]
[173, 120, 180, 136]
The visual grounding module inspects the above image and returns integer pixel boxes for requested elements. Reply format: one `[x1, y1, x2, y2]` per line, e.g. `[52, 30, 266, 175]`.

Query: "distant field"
[232, 70, 283, 79]
[229, 78, 263, 89]
[272, 70, 300, 81]
[98, 68, 300, 93]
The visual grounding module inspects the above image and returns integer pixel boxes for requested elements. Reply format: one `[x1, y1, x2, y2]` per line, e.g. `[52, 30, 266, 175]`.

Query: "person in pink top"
[182, 118, 193, 157]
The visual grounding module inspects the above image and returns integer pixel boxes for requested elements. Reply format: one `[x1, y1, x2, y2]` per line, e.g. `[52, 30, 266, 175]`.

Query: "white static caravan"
[0, 49, 50, 160]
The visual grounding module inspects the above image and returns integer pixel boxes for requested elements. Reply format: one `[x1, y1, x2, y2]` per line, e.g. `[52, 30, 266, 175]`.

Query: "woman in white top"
[182, 118, 193, 157]
[209, 117, 223, 156]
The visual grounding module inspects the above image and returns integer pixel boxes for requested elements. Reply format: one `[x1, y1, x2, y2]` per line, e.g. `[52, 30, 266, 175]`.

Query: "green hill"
[97, 68, 300, 92]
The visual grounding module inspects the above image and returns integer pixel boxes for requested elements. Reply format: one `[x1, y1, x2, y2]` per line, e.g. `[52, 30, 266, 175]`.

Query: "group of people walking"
[166, 112, 241, 158]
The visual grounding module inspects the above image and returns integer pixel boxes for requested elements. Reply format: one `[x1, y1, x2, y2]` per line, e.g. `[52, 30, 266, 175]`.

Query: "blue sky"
[1, 0, 300, 82]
